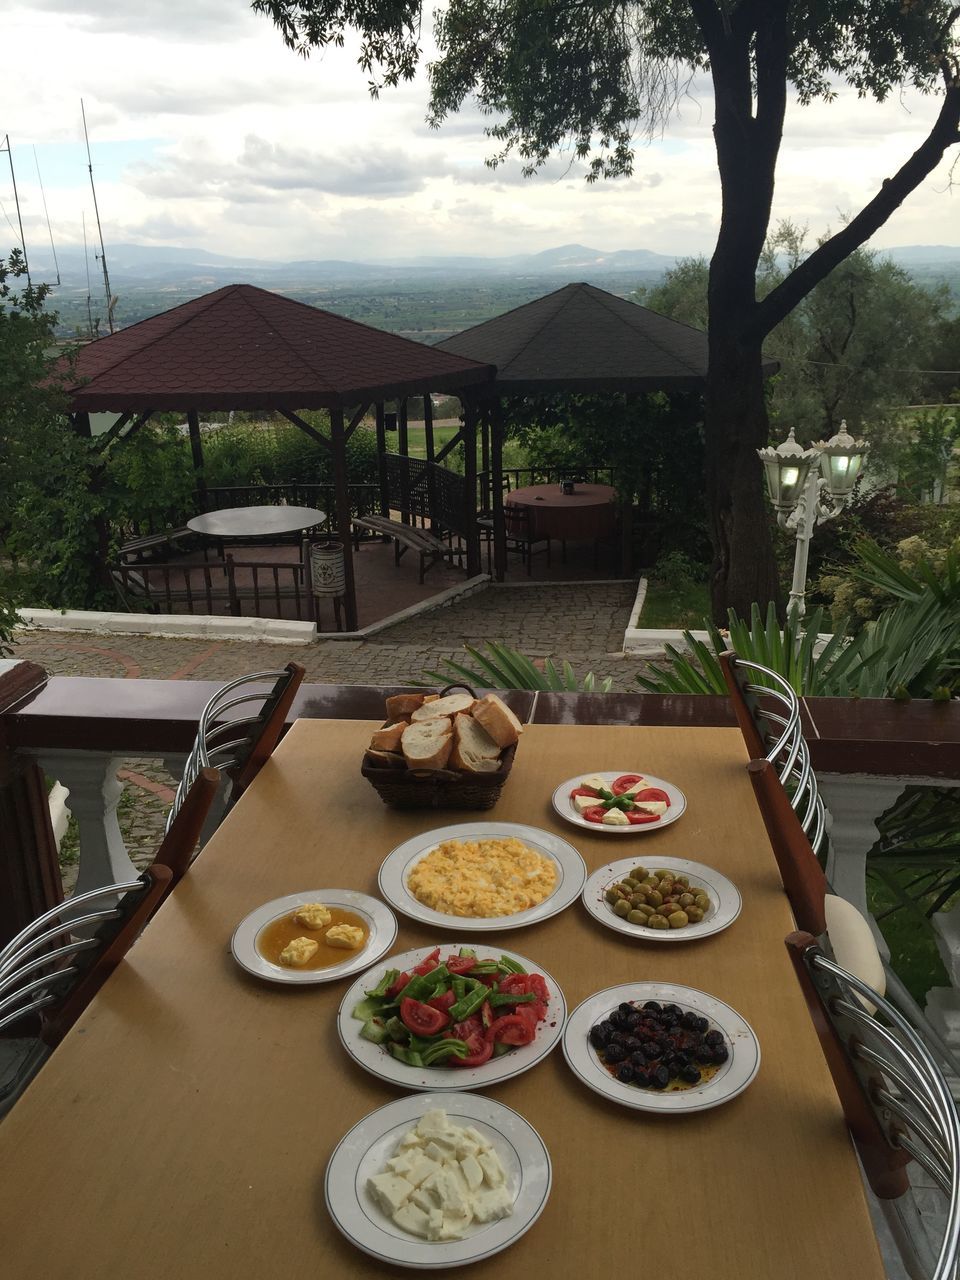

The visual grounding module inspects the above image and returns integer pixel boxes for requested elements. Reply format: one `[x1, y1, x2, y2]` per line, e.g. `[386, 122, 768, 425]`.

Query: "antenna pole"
[82, 212, 95, 340]
[81, 100, 114, 333]
[33, 145, 60, 286]
[2, 134, 31, 287]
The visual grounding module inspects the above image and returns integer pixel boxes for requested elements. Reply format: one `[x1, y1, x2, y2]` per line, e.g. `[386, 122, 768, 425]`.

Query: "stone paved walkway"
[15, 581, 645, 892]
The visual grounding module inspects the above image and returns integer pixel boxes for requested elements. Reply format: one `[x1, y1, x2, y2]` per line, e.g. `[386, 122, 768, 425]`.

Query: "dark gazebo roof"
[438, 281, 778, 395]
[63, 283, 494, 412]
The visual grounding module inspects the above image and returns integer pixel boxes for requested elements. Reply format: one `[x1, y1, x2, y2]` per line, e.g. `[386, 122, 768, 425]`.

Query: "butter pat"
[278, 936, 318, 966]
[292, 902, 331, 929]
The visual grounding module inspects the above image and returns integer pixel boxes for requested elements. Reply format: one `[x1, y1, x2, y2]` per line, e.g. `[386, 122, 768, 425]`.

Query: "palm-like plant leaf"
[421, 642, 611, 693]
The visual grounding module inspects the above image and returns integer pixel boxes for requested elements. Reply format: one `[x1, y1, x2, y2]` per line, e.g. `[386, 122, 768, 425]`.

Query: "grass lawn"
[399, 424, 462, 460]
[867, 867, 952, 1006]
[639, 577, 712, 630]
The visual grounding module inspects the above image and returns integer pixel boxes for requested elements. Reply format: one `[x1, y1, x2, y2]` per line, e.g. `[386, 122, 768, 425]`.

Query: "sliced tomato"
[497, 973, 529, 998]
[413, 947, 441, 975]
[452, 1015, 484, 1041]
[486, 1013, 536, 1047]
[400, 997, 448, 1036]
[481, 1001, 495, 1029]
[450, 1033, 493, 1067]
[626, 810, 661, 825]
[582, 806, 607, 824]
[385, 970, 411, 1000]
[427, 990, 456, 1012]
[525, 974, 549, 1005]
[611, 774, 645, 795]
[446, 955, 479, 975]
[569, 785, 599, 799]
[634, 786, 670, 805]
[516, 1004, 540, 1037]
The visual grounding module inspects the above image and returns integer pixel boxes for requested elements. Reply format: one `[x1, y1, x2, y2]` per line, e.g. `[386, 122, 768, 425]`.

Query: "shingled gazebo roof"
[63, 283, 494, 412]
[438, 281, 778, 394]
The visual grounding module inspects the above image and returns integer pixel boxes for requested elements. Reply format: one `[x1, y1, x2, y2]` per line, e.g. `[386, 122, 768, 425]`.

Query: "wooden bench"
[351, 516, 460, 583]
[118, 527, 193, 564]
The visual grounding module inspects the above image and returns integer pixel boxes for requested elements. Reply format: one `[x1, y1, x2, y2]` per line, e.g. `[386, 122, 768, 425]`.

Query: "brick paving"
[14, 581, 646, 892]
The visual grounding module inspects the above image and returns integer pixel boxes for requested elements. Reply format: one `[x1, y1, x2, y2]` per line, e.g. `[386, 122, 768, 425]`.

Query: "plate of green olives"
[581, 858, 741, 942]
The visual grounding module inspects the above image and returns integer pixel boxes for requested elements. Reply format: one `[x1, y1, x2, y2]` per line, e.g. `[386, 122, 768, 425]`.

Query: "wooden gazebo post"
[330, 405, 359, 632]
[490, 400, 508, 582]
[461, 397, 481, 577]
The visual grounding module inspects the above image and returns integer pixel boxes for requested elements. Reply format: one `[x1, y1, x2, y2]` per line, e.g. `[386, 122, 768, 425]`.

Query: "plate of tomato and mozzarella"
[551, 771, 686, 835]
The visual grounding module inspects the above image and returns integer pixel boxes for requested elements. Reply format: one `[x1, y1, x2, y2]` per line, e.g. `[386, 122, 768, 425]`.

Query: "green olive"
[635, 902, 655, 917]
[604, 888, 621, 904]
[679, 892, 695, 908]
[627, 909, 647, 925]
[645, 890, 663, 908]
[621, 878, 639, 890]
[647, 913, 670, 930]
[629, 867, 648, 882]
[629, 893, 647, 907]
[694, 894, 710, 911]
[640, 878, 658, 889]
[668, 910, 689, 929]
[686, 906, 705, 923]
[675, 875, 689, 887]
[613, 898, 631, 918]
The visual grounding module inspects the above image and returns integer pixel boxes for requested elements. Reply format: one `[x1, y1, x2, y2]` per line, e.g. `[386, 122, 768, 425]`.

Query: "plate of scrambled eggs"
[378, 823, 587, 931]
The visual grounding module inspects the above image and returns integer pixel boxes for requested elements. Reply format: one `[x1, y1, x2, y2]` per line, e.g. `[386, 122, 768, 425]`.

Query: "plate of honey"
[231, 890, 398, 985]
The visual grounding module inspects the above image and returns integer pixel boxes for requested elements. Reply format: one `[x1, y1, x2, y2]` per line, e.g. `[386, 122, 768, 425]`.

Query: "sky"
[1, 0, 959, 264]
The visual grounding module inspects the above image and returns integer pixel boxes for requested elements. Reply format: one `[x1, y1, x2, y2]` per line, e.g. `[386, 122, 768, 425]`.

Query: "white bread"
[365, 748, 405, 769]
[471, 694, 523, 747]
[450, 713, 502, 773]
[401, 719, 453, 771]
[410, 692, 476, 722]
[370, 721, 407, 751]
[385, 693, 425, 719]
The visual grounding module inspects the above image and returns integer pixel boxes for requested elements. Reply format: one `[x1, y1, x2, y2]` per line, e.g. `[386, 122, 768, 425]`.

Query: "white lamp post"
[757, 422, 869, 621]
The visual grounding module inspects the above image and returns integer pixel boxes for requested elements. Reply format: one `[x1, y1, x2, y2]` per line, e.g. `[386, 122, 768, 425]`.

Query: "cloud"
[22, 0, 258, 40]
[131, 134, 447, 202]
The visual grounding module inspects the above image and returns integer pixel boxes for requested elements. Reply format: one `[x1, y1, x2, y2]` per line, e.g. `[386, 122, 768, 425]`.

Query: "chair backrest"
[166, 662, 305, 835]
[0, 865, 173, 1048]
[151, 768, 221, 893]
[785, 931, 960, 1280]
[720, 650, 826, 855]
[748, 758, 829, 934]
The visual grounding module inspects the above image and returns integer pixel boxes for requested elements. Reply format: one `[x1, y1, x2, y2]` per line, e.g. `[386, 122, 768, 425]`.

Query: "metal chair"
[719, 650, 826, 855]
[751, 757, 960, 1085]
[166, 662, 305, 838]
[786, 931, 960, 1280]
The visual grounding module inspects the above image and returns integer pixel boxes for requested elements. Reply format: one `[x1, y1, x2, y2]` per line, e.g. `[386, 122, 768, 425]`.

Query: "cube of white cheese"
[459, 1153, 484, 1191]
[386, 1151, 416, 1176]
[416, 1109, 454, 1141]
[455, 1136, 480, 1159]
[471, 1185, 514, 1223]
[426, 1207, 445, 1241]
[433, 1167, 469, 1214]
[573, 794, 599, 814]
[477, 1151, 505, 1187]
[634, 800, 668, 816]
[404, 1154, 441, 1188]
[622, 780, 649, 797]
[436, 1209, 473, 1240]
[410, 1186, 439, 1213]
[392, 1202, 432, 1238]
[367, 1172, 412, 1215]
[462, 1126, 487, 1148]
[601, 808, 630, 826]
[423, 1140, 451, 1163]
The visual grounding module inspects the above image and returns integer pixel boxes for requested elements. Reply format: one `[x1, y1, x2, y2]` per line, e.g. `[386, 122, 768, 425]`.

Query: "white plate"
[378, 822, 586, 932]
[337, 943, 566, 1091]
[562, 982, 760, 1114]
[325, 1091, 552, 1269]
[230, 890, 397, 985]
[581, 857, 742, 943]
[551, 771, 686, 834]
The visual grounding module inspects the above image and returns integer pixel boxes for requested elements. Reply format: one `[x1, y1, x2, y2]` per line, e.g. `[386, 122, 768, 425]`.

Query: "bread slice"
[410, 692, 476, 722]
[385, 692, 425, 719]
[471, 694, 523, 747]
[370, 721, 407, 752]
[401, 719, 453, 770]
[365, 748, 406, 770]
[450, 713, 502, 773]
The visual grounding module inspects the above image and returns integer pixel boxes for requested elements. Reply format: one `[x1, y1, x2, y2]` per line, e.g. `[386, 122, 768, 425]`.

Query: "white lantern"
[812, 421, 869, 501]
[756, 429, 819, 514]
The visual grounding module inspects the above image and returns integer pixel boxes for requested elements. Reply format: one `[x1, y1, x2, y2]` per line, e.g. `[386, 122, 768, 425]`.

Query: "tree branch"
[751, 70, 960, 342]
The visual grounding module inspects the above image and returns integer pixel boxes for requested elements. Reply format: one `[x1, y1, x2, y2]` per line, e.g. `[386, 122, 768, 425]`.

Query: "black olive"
[630, 1052, 648, 1070]
[642, 1000, 662, 1014]
[604, 1043, 628, 1064]
[633, 1068, 651, 1088]
[616, 1063, 635, 1084]
[680, 1064, 702, 1085]
[626, 1013, 642, 1031]
[712, 1044, 729, 1064]
[589, 1026, 608, 1049]
[643, 1042, 663, 1060]
[651, 1065, 671, 1089]
[663, 1004, 682, 1017]
[705, 1029, 724, 1046]
[619, 1002, 635, 1017]
[621, 1036, 641, 1052]
[696, 1047, 713, 1064]
[694, 1016, 709, 1034]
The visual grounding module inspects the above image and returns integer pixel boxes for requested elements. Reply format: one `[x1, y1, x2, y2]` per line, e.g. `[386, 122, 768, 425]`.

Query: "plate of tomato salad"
[551, 771, 686, 834]
[337, 944, 566, 1091]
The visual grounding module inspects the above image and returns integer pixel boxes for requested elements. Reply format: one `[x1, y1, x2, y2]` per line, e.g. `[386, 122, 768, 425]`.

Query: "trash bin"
[309, 541, 346, 597]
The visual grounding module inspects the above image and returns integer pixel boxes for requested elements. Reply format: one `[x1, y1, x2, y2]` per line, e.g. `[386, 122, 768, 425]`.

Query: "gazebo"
[438, 282, 779, 578]
[62, 284, 494, 629]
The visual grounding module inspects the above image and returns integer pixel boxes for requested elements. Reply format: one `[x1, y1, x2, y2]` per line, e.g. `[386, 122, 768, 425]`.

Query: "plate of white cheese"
[325, 1094, 551, 1269]
[551, 770, 686, 835]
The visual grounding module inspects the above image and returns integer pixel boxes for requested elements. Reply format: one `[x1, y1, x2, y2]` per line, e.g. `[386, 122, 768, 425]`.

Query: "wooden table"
[0, 721, 885, 1279]
[187, 504, 326, 540]
[505, 483, 616, 541]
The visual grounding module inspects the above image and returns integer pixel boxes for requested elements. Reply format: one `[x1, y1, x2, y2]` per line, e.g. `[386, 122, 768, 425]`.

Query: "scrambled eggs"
[407, 838, 557, 917]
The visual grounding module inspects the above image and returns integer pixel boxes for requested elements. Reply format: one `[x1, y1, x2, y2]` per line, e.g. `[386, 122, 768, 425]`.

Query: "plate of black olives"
[562, 983, 760, 1113]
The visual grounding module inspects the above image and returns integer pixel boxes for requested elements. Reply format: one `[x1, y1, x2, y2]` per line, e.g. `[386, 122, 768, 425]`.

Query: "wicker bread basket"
[361, 685, 517, 810]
